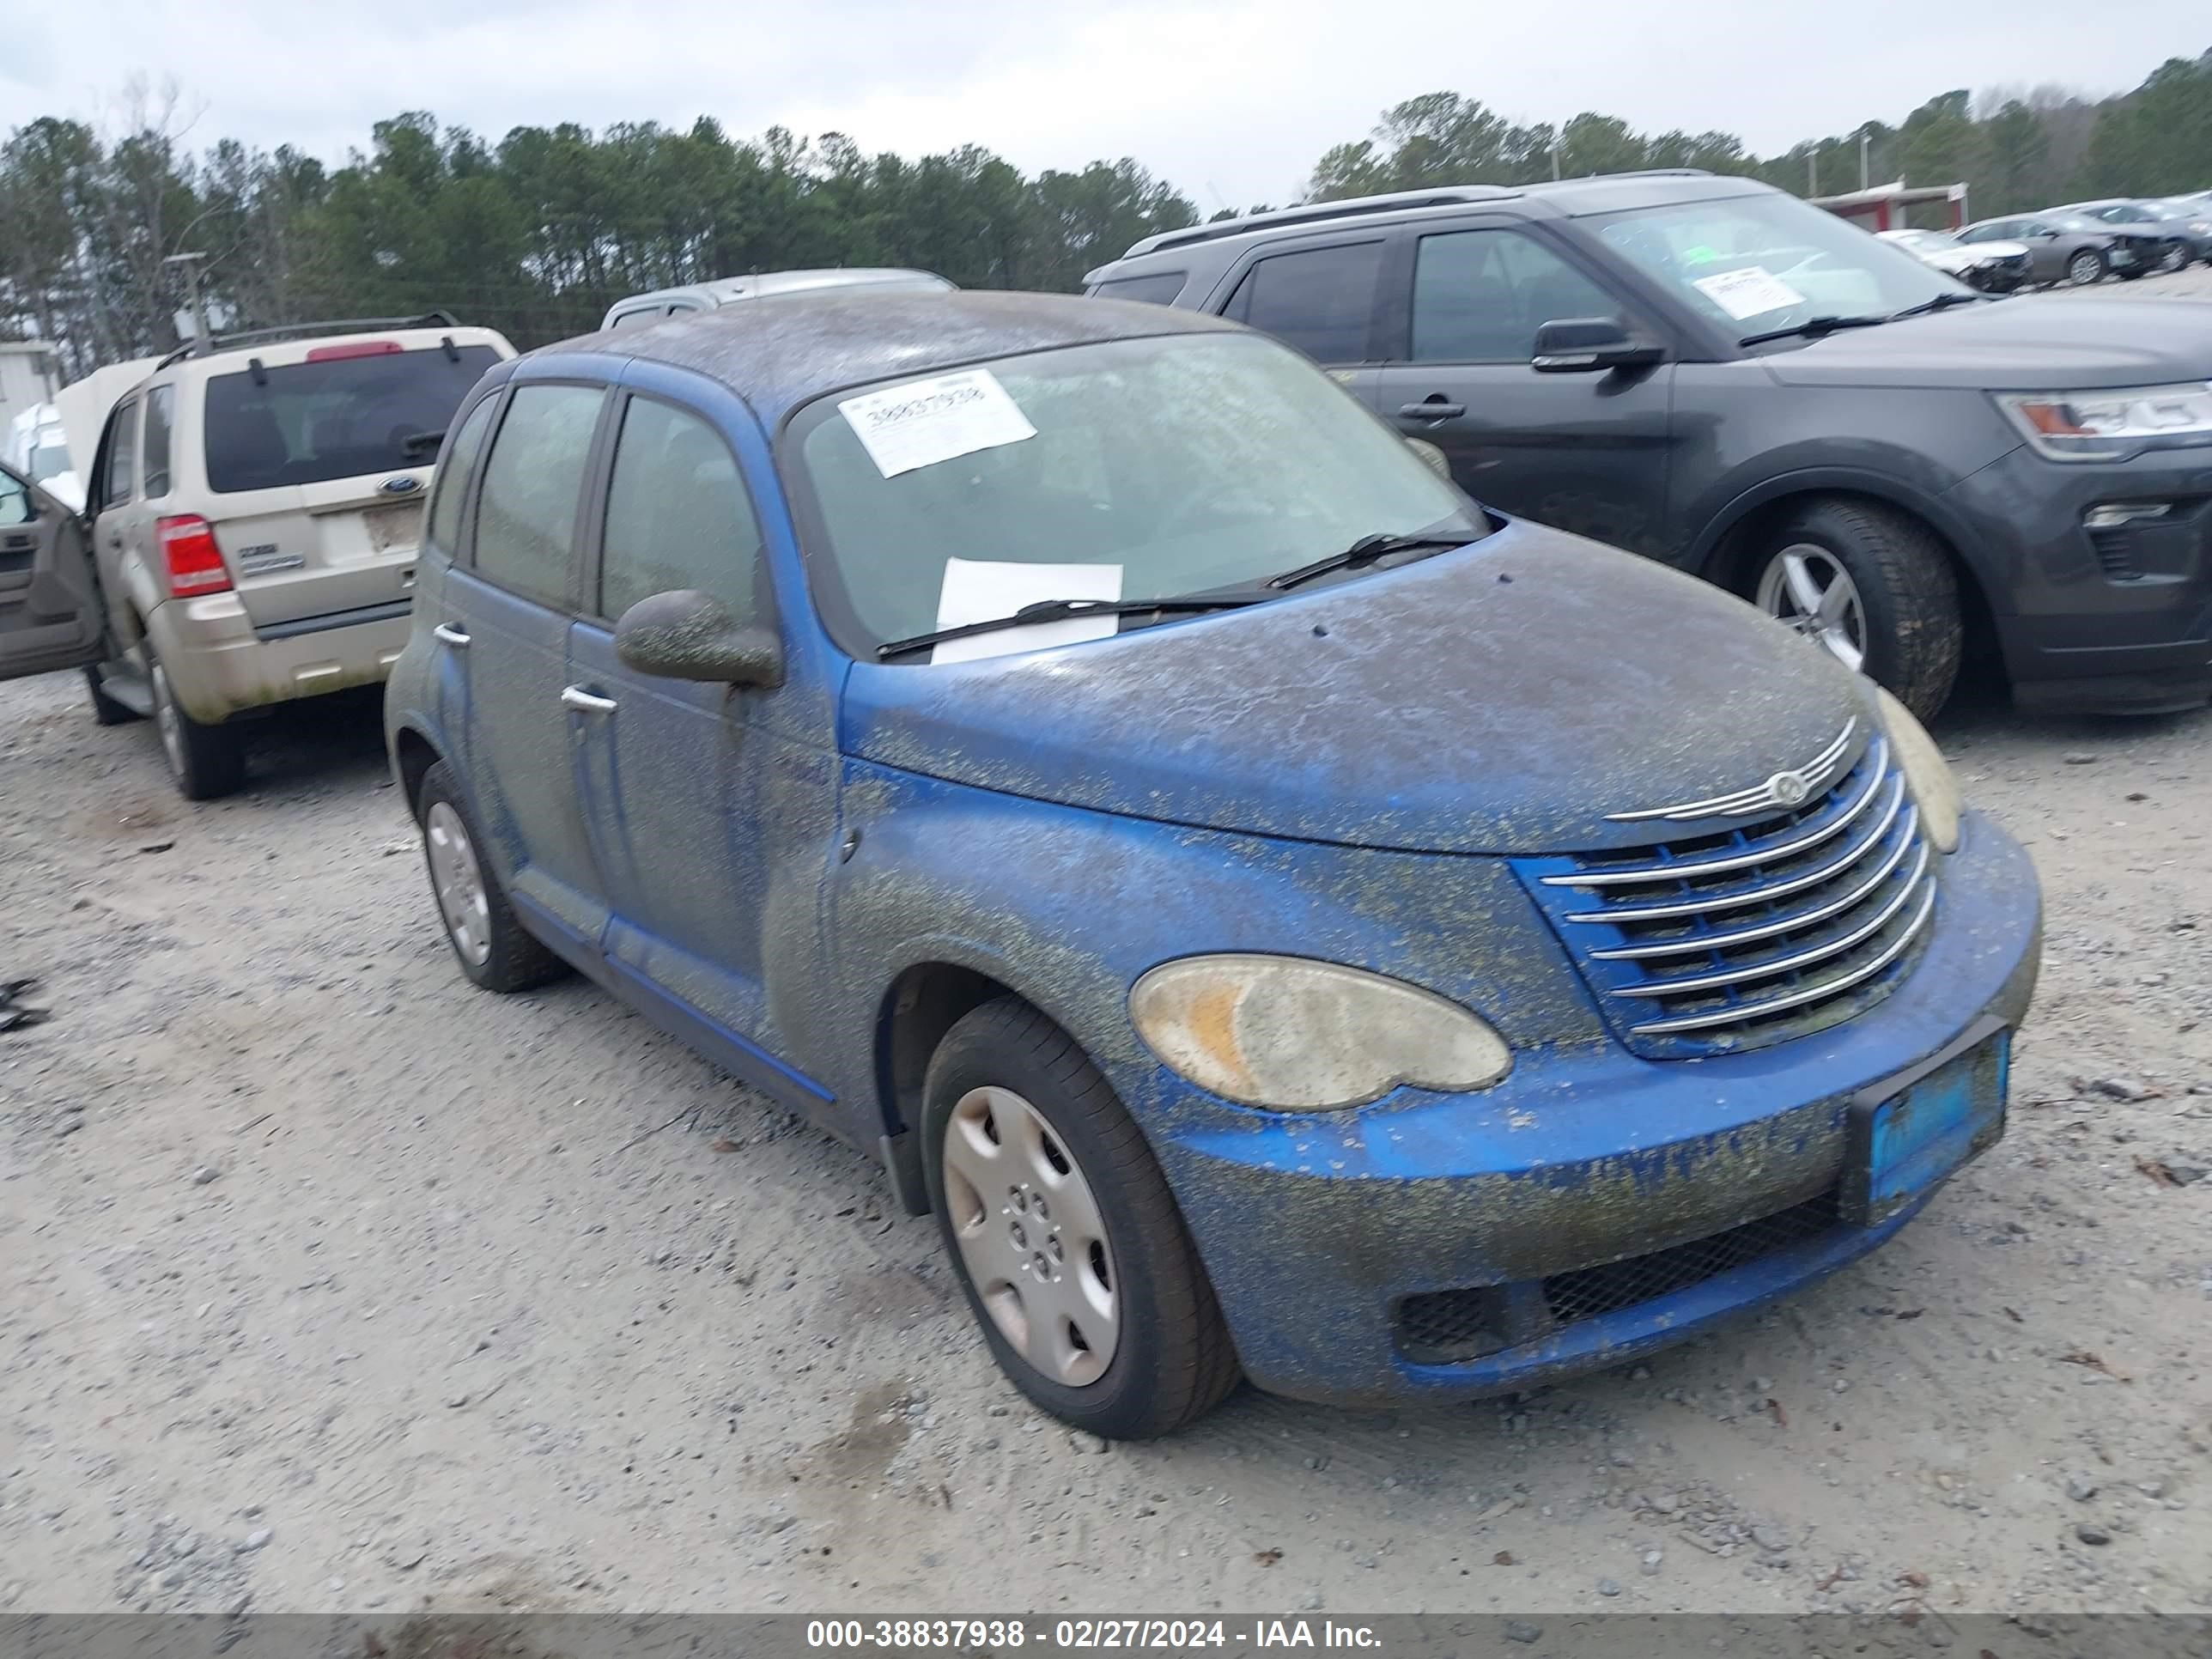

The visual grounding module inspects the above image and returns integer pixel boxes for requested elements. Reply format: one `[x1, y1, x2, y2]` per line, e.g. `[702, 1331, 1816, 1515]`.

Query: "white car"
[3, 403, 80, 512]
[1875, 228, 2033, 292]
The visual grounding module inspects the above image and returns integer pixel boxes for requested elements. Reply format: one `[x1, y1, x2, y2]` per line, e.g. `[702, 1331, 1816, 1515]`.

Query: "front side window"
[142, 385, 175, 498]
[104, 401, 138, 505]
[1411, 229, 1621, 363]
[599, 398, 762, 623]
[426, 395, 499, 555]
[203, 343, 501, 494]
[1594, 192, 1965, 337]
[0, 470, 29, 527]
[787, 331, 1477, 658]
[1220, 241, 1383, 363]
[1090, 271, 1188, 306]
[471, 385, 604, 606]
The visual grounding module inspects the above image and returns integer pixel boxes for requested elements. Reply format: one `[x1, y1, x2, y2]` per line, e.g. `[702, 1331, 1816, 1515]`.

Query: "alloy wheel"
[1756, 544, 1869, 674]
[2067, 250, 2103, 286]
[940, 1085, 1121, 1387]
[425, 801, 493, 968]
[149, 660, 186, 780]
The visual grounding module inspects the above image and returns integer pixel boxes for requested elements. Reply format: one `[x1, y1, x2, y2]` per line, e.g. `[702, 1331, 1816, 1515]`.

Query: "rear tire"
[84, 665, 138, 726]
[1747, 498, 1964, 722]
[148, 650, 246, 800]
[416, 760, 567, 994]
[923, 997, 1239, 1439]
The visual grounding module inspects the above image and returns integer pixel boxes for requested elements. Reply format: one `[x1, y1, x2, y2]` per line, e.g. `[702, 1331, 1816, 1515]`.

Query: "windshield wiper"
[1264, 530, 1478, 592]
[1888, 291, 1990, 319]
[1736, 314, 1890, 348]
[877, 590, 1272, 660]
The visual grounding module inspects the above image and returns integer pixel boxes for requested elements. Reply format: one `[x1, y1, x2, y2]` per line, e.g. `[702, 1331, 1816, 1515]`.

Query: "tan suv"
[0, 314, 514, 796]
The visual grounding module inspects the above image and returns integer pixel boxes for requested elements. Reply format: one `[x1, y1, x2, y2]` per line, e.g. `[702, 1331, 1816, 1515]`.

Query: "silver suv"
[0, 314, 514, 796]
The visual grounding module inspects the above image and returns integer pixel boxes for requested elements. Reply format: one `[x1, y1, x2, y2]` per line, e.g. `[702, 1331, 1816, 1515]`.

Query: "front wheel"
[2159, 244, 2187, 273]
[2065, 248, 2106, 286]
[1747, 498, 1963, 721]
[924, 997, 1239, 1439]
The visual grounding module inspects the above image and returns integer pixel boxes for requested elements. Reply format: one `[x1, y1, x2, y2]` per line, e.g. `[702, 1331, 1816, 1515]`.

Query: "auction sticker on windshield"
[1691, 265, 1808, 321]
[840, 368, 1038, 478]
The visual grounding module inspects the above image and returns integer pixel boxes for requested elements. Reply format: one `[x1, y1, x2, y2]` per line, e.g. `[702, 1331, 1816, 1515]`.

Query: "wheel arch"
[391, 723, 444, 823]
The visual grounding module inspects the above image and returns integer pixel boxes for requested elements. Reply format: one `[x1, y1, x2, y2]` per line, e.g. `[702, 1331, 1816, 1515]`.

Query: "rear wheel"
[2159, 243, 2187, 273]
[2066, 248, 2106, 286]
[416, 761, 566, 993]
[148, 650, 246, 800]
[924, 997, 1239, 1439]
[1747, 498, 1963, 721]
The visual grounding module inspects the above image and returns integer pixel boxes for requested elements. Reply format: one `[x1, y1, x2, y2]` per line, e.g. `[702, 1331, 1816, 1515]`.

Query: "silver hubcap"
[2162, 246, 2185, 272]
[1757, 544, 1868, 673]
[425, 801, 492, 968]
[149, 660, 185, 778]
[941, 1086, 1120, 1387]
[2069, 252, 2100, 285]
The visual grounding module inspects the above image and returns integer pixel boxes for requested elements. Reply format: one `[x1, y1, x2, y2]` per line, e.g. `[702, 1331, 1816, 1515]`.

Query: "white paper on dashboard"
[838, 368, 1038, 478]
[1690, 264, 1808, 321]
[931, 559, 1124, 665]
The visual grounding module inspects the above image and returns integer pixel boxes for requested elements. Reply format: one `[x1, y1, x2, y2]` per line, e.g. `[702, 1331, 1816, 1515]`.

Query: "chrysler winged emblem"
[1607, 719, 1858, 824]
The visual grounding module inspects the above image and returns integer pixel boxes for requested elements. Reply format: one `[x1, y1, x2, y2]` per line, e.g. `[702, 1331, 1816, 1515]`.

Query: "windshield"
[204, 344, 501, 494]
[787, 332, 1478, 659]
[1591, 191, 1966, 337]
[2047, 215, 2105, 233]
[2128, 203, 2191, 222]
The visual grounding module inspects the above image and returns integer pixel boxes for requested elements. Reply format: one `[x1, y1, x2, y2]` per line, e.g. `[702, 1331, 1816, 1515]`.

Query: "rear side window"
[426, 396, 498, 555]
[599, 398, 762, 623]
[1412, 229, 1620, 363]
[142, 385, 175, 498]
[203, 344, 502, 494]
[1219, 242, 1382, 363]
[104, 401, 138, 505]
[1090, 271, 1188, 306]
[471, 385, 603, 606]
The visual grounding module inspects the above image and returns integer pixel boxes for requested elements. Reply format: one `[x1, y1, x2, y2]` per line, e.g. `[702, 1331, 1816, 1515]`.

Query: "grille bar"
[1628, 878, 1936, 1036]
[1542, 738, 1891, 890]
[1608, 842, 1932, 999]
[1590, 805, 1921, 960]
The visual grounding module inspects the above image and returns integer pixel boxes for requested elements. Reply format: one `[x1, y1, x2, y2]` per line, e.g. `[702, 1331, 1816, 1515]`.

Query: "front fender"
[801, 759, 1609, 1149]
[1686, 457, 1998, 592]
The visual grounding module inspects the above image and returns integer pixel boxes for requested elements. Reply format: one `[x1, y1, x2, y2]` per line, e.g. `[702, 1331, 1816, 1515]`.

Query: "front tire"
[924, 997, 1239, 1439]
[1747, 498, 1963, 721]
[148, 650, 246, 799]
[416, 761, 567, 994]
[2065, 248, 2106, 286]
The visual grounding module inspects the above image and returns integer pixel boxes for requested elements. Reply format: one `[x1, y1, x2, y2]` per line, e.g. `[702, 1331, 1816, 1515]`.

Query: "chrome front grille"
[1515, 738, 1936, 1058]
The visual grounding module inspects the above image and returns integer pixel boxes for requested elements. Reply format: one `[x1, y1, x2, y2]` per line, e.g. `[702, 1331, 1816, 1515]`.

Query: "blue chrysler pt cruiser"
[384, 290, 2042, 1438]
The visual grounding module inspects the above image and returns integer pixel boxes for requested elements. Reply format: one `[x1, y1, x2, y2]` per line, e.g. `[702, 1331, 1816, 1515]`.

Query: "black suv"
[1084, 173, 2212, 717]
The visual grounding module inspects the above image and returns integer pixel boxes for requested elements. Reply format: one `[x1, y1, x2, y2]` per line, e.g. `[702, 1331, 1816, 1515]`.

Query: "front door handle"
[560, 684, 617, 715]
[1400, 399, 1466, 422]
[432, 623, 471, 647]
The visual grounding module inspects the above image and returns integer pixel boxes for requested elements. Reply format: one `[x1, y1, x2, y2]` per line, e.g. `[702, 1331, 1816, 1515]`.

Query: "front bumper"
[146, 592, 410, 724]
[1147, 811, 2041, 1407]
[1949, 443, 2212, 714]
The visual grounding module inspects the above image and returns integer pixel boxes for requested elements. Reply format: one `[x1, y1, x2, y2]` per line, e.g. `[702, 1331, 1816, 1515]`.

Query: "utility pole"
[163, 252, 213, 346]
[1551, 139, 1562, 181]
[1858, 134, 1871, 191]
[1808, 151, 1819, 196]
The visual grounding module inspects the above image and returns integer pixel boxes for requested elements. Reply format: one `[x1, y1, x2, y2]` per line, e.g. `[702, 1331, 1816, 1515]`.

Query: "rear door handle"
[1400, 400, 1466, 421]
[561, 685, 617, 715]
[432, 623, 470, 647]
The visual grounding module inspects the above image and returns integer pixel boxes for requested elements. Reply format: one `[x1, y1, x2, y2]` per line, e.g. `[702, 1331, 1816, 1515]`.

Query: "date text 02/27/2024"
[804, 1620, 1385, 1650]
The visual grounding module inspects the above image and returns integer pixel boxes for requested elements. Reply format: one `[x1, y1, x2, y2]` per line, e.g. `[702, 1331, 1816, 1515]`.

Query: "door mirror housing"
[1531, 317, 1663, 374]
[614, 589, 783, 687]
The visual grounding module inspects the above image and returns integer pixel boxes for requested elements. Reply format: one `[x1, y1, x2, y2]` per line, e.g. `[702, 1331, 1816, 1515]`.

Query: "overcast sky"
[9, 1, 2209, 209]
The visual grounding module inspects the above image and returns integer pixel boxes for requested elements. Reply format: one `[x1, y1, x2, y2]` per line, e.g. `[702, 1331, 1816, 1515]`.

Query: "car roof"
[155, 324, 511, 381]
[539, 289, 1240, 430]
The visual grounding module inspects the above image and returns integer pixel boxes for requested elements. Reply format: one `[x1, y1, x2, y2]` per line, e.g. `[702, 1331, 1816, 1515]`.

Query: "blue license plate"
[1844, 1021, 2010, 1225]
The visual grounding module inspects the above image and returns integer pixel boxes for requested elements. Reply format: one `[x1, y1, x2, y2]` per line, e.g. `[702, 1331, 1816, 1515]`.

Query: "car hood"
[839, 520, 1869, 857]
[1762, 295, 2212, 389]
[1960, 240, 2030, 261]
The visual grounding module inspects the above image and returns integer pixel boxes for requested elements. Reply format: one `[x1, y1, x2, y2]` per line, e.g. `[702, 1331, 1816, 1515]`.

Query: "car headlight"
[1873, 687, 1961, 854]
[1996, 383, 2212, 462]
[1128, 955, 1510, 1110]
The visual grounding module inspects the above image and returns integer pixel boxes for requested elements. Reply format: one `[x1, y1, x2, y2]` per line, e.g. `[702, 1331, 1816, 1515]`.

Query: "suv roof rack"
[1115, 171, 1719, 262]
[153, 311, 463, 372]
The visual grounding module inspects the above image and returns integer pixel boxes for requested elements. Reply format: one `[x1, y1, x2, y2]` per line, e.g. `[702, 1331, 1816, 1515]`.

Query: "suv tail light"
[159, 515, 234, 597]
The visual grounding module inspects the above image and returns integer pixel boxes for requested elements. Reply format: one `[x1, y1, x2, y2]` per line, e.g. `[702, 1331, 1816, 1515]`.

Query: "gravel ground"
[4, 301, 2212, 1619]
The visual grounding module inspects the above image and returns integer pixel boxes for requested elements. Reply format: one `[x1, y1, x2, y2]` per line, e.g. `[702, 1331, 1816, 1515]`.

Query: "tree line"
[4, 46, 2209, 379]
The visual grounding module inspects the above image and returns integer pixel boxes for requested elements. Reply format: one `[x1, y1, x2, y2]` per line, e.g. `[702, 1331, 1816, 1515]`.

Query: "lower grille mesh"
[1541, 1192, 1840, 1327]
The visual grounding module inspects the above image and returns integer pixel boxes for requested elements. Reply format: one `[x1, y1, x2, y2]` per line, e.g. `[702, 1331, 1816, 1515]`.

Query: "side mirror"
[1403, 437, 1449, 477]
[1531, 317, 1663, 374]
[614, 589, 783, 687]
